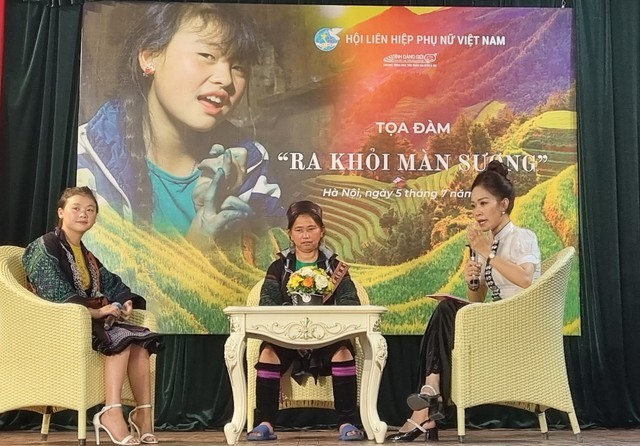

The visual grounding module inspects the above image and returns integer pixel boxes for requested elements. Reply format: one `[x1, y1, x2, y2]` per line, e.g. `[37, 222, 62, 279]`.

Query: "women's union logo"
[315, 28, 342, 52]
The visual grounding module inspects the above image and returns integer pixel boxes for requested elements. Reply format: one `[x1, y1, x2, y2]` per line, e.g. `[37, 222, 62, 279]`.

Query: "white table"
[222, 305, 389, 444]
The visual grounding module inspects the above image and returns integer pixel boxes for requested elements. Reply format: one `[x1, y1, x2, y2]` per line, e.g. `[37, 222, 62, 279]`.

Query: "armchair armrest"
[1, 284, 94, 356]
[128, 309, 158, 331]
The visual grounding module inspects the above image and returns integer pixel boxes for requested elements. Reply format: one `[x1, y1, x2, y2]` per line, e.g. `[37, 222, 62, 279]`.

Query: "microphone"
[103, 302, 123, 331]
[468, 245, 480, 291]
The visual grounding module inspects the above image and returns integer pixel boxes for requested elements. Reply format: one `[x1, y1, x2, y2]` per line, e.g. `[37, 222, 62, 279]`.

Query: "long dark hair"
[471, 160, 515, 214]
[118, 4, 260, 222]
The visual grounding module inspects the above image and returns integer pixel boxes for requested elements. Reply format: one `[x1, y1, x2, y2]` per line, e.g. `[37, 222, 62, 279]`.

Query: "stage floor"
[0, 428, 639, 445]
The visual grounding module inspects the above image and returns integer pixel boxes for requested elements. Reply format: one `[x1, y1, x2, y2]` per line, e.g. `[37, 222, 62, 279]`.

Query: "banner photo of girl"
[77, 2, 578, 335]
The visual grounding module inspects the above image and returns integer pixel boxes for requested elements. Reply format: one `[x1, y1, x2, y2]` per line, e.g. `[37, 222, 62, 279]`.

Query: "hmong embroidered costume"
[22, 229, 163, 356]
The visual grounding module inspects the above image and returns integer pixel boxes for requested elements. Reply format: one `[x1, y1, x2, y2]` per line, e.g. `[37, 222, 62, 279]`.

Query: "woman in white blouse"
[387, 160, 541, 443]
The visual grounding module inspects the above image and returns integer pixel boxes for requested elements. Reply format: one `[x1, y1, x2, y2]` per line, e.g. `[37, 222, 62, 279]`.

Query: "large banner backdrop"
[78, 2, 578, 334]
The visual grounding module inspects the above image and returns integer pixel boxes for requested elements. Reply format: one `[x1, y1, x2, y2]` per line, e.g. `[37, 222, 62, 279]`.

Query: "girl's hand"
[188, 167, 254, 242]
[120, 300, 133, 320]
[100, 302, 122, 319]
[194, 146, 248, 206]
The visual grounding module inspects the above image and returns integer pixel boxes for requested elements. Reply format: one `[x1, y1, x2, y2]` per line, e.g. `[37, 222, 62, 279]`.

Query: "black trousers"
[416, 299, 468, 404]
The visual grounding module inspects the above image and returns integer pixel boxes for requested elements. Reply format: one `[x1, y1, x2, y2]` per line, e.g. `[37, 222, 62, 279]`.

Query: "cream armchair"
[451, 246, 581, 443]
[0, 245, 157, 446]
[245, 278, 368, 431]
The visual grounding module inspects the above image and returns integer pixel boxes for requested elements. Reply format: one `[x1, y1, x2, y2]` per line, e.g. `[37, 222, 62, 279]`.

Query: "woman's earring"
[501, 211, 506, 215]
[142, 64, 155, 77]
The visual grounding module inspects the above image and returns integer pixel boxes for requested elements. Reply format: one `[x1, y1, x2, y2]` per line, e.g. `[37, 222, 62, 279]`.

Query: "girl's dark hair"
[286, 201, 324, 230]
[471, 160, 515, 214]
[57, 186, 99, 227]
[119, 4, 261, 222]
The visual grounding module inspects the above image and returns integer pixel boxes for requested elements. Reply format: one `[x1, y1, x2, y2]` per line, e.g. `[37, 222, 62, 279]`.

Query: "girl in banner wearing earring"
[387, 160, 542, 443]
[77, 3, 283, 243]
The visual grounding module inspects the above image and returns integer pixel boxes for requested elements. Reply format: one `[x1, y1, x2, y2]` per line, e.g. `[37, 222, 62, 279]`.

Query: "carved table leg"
[223, 333, 247, 445]
[359, 331, 388, 443]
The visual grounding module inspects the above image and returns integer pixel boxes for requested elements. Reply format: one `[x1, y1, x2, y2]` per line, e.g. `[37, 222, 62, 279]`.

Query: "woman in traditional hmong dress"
[247, 200, 364, 442]
[23, 186, 163, 445]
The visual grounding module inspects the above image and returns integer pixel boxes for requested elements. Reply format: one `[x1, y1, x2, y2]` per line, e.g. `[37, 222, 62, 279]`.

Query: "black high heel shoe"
[406, 385, 445, 421]
[386, 419, 439, 442]
[406, 395, 445, 421]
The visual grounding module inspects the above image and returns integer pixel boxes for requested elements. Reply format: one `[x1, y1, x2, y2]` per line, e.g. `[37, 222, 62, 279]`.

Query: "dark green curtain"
[569, 0, 640, 427]
[1, 0, 81, 246]
[3, 0, 640, 433]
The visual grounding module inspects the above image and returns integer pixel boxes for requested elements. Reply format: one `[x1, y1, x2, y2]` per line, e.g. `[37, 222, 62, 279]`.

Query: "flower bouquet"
[286, 266, 334, 305]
